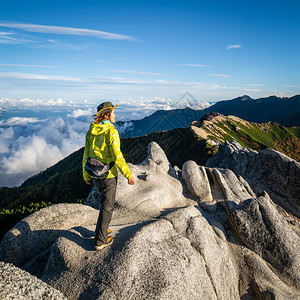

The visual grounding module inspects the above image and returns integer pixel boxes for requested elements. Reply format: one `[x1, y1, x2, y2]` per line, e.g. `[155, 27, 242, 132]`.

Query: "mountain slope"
[192, 114, 300, 162]
[117, 107, 206, 137]
[209, 95, 300, 126]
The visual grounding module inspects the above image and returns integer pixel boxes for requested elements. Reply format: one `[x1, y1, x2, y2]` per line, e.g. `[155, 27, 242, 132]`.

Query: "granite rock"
[206, 140, 300, 217]
[0, 261, 66, 300]
[0, 204, 98, 267]
[1, 142, 300, 299]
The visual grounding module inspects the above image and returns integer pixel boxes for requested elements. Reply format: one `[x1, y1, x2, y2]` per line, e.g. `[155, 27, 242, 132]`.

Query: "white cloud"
[1, 69, 235, 97]
[208, 74, 231, 78]
[0, 109, 93, 187]
[115, 96, 211, 120]
[240, 84, 261, 87]
[115, 121, 134, 136]
[2, 136, 63, 174]
[226, 44, 242, 50]
[0, 31, 31, 44]
[179, 64, 211, 67]
[0, 72, 85, 82]
[0, 127, 14, 154]
[0, 22, 135, 41]
[0, 97, 94, 108]
[98, 77, 147, 84]
[0, 31, 14, 36]
[284, 85, 300, 88]
[108, 70, 169, 76]
[0, 96, 213, 187]
[0, 64, 58, 68]
[67, 108, 94, 118]
[0, 117, 40, 127]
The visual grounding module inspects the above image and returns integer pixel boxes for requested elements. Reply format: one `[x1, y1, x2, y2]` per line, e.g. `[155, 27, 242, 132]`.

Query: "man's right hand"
[128, 176, 135, 185]
[85, 180, 92, 185]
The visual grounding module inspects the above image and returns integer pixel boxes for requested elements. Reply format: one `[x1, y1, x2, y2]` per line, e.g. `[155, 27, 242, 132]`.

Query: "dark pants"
[92, 176, 118, 244]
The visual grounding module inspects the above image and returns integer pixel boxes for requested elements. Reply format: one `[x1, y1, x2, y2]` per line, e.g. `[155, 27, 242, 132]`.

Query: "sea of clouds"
[0, 97, 211, 187]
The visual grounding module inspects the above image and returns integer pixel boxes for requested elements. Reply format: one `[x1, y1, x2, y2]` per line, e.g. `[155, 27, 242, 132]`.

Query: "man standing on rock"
[82, 102, 134, 250]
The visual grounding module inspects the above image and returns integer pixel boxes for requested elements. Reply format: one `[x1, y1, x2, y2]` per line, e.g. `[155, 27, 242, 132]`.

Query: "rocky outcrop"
[1, 142, 300, 299]
[0, 204, 98, 267]
[206, 140, 300, 217]
[182, 161, 213, 203]
[0, 261, 66, 299]
[86, 141, 195, 215]
[232, 192, 300, 289]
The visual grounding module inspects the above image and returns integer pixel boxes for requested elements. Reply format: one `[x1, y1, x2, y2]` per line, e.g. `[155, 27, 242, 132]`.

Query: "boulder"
[0, 204, 98, 267]
[0, 261, 66, 299]
[41, 206, 239, 300]
[207, 168, 255, 206]
[41, 203, 300, 300]
[206, 140, 258, 176]
[42, 218, 217, 299]
[206, 140, 300, 217]
[232, 192, 300, 289]
[182, 161, 213, 202]
[1, 141, 300, 299]
[86, 142, 195, 215]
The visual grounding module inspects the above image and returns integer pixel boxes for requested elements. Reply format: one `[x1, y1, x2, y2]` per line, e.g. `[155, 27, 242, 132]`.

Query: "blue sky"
[0, 0, 300, 102]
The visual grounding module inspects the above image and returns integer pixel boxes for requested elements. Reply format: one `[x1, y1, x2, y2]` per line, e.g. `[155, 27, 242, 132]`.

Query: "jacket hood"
[90, 121, 112, 136]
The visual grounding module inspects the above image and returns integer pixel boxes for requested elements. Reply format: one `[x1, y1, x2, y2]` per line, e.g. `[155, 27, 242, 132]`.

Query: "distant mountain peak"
[211, 94, 300, 126]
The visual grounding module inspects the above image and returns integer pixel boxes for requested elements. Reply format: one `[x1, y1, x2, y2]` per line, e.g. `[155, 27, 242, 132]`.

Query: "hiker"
[82, 102, 134, 250]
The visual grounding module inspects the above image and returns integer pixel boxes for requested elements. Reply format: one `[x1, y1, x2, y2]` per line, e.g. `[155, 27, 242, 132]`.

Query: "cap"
[93, 102, 119, 116]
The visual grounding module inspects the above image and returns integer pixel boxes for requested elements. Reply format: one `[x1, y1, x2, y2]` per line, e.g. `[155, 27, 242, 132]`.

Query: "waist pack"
[84, 157, 115, 178]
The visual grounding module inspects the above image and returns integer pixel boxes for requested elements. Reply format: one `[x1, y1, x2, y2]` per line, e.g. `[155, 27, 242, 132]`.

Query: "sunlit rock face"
[0, 261, 66, 300]
[1, 141, 300, 300]
[206, 140, 300, 217]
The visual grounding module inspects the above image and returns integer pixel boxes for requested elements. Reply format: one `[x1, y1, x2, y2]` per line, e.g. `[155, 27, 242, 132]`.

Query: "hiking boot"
[95, 236, 113, 251]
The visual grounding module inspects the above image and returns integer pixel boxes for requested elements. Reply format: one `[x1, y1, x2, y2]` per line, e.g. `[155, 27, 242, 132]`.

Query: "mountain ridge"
[210, 94, 300, 126]
[116, 94, 300, 138]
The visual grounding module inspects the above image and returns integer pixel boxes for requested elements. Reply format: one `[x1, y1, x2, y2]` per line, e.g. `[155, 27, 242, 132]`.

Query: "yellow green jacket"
[82, 120, 132, 181]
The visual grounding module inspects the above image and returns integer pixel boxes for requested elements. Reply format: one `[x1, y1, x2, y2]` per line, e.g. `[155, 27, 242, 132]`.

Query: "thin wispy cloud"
[0, 31, 83, 50]
[108, 70, 169, 76]
[179, 64, 211, 67]
[0, 31, 31, 44]
[0, 64, 58, 68]
[209, 74, 231, 78]
[226, 44, 242, 50]
[240, 84, 261, 87]
[153, 79, 222, 90]
[285, 85, 300, 88]
[0, 22, 135, 41]
[0, 72, 85, 82]
[0, 31, 14, 36]
[98, 77, 147, 84]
